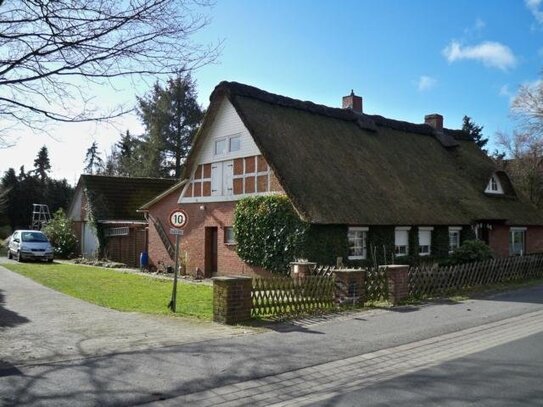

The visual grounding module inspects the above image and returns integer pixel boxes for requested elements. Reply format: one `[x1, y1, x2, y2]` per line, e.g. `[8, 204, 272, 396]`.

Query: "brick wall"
[527, 226, 543, 253]
[489, 224, 509, 257]
[147, 192, 273, 277]
[489, 224, 543, 257]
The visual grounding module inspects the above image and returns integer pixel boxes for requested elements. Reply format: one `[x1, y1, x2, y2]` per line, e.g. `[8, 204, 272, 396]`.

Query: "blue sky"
[1, 0, 543, 181]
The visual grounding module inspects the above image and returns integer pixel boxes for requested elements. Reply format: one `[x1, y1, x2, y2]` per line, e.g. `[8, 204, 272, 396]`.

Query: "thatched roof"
[78, 175, 177, 221]
[185, 81, 543, 226]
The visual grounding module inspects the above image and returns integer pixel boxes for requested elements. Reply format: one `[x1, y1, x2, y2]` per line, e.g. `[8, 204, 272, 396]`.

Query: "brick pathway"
[157, 309, 543, 407]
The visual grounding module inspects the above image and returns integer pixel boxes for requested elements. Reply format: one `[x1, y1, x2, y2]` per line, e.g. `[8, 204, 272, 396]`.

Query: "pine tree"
[462, 116, 488, 152]
[33, 145, 51, 181]
[84, 142, 104, 175]
[137, 73, 204, 177]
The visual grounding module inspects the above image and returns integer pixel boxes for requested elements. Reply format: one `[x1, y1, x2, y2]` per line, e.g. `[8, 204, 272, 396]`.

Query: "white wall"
[82, 222, 99, 258]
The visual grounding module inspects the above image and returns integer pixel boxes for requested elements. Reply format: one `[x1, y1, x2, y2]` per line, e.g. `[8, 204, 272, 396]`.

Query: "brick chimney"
[425, 114, 443, 131]
[342, 90, 363, 114]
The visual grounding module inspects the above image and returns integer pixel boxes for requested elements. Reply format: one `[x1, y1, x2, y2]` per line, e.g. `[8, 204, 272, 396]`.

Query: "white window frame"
[214, 138, 227, 156]
[104, 227, 129, 237]
[348, 227, 368, 260]
[485, 175, 504, 194]
[448, 226, 462, 254]
[509, 227, 527, 256]
[395, 226, 411, 257]
[214, 134, 241, 157]
[224, 226, 236, 245]
[229, 135, 241, 152]
[418, 227, 433, 256]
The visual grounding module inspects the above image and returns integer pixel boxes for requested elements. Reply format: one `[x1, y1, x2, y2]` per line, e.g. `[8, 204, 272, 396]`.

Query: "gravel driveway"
[0, 263, 252, 367]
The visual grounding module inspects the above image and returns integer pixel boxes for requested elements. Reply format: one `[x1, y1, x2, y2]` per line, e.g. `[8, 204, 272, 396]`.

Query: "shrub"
[42, 209, 78, 258]
[234, 195, 308, 274]
[448, 240, 492, 265]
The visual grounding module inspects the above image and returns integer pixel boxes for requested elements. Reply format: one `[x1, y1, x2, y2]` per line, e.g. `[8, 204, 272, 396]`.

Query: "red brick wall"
[527, 226, 543, 253]
[489, 224, 509, 257]
[147, 193, 272, 277]
[489, 225, 543, 257]
[147, 190, 179, 269]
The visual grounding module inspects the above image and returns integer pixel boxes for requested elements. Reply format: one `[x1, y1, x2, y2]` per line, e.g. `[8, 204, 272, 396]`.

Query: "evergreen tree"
[33, 145, 51, 181]
[462, 116, 488, 152]
[84, 142, 104, 175]
[137, 73, 204, 177]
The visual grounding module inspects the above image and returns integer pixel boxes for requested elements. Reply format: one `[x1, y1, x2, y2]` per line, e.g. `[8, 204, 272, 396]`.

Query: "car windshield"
[21, 232, 49, 243]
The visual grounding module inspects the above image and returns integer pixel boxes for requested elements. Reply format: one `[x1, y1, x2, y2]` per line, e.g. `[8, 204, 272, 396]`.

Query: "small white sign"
[170, 228, 184, 236]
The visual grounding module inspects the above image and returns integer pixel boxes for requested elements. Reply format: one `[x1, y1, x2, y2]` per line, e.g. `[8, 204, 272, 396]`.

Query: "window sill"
[225, 243, 237, 246]
[348, 256, 366, 260]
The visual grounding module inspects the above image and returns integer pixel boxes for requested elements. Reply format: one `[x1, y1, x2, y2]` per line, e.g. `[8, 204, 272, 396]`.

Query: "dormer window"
[485, 174, 504, 195]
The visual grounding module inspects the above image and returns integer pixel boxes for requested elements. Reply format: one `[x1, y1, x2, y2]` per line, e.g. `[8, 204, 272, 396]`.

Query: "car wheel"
[7, 250, 12, 259]
[16, 251, 23, 262]
[47, 258, 53, 263]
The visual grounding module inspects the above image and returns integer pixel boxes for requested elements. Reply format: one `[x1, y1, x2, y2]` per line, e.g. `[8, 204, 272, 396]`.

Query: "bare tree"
[511, 79, 543, 137]
[0, 0, 219, 147]
[496, 130, 543, 208]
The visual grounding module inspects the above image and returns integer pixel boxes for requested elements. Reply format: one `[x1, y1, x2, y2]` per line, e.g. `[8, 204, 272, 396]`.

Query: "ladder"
[32, 204, 51, 230]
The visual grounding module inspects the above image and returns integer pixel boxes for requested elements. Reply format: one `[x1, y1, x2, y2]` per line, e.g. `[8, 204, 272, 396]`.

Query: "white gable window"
[214, 138, 227, 156]
[418, 227, 433, 256]
[395, 227, 410, 256]
[348, 227, 368, 260]
[485, 175, 504, 194]
[449, 227, 462, 253]
[214, 134, 241, 156]
[229, 135, 241, 152]
[510, 227, 526, 256]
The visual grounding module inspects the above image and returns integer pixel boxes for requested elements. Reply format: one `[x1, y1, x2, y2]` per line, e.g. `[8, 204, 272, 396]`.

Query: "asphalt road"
[316, 331, 543, 407]
[1, 263, 543, 406]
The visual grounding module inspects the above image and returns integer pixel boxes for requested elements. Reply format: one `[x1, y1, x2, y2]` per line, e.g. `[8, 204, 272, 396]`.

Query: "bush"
[234, 195, 308, 274]
[447, 240, 492, 265]
[42, 209, 78, 258]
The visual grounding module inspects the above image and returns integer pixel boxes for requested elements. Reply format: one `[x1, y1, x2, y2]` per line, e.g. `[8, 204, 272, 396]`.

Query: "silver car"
[8, 230, 54, 262]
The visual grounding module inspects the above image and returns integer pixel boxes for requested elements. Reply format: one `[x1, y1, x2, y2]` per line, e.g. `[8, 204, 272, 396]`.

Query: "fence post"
[334, 269, 365, 306]
[212, 276, 253, 324]
[383, 265, 410, 305]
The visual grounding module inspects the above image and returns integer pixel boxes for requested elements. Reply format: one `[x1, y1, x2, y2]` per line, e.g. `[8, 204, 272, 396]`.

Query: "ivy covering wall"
[234, 195, 486, 272]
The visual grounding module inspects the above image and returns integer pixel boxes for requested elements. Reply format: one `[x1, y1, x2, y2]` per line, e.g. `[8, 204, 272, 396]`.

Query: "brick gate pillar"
[212, 276, 253, 324]
[333, 269, 365, 306]
[383, 265, 410, 305]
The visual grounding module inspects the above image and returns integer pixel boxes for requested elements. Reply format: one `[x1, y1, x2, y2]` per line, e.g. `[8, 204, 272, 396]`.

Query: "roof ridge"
[212, 81, 471, 141]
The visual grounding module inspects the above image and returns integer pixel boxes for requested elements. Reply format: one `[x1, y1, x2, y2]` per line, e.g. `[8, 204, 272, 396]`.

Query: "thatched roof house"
[143, 81, 543, 276]
[185, 81, 541, 226]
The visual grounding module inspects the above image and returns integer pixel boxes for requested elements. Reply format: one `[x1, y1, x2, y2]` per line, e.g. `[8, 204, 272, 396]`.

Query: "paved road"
[0, 264, 251, 366]
[1, 263, 543, 406]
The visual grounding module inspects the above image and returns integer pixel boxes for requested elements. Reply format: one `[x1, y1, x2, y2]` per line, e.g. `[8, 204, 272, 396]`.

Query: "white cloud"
[417, 76, 437, 92]
[499, 84, 512, 98]
[442, 40, 517, 71]
[526, 0, 543, 24]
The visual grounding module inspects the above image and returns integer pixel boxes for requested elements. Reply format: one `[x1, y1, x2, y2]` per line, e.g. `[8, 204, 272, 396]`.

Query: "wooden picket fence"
[249, 254, 543, 319]
[408, 254, 543, 298]
[252, 275, 336, 317]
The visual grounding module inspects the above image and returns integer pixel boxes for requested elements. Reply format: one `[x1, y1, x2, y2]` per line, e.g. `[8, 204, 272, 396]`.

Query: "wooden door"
[205, 227, 218, 276]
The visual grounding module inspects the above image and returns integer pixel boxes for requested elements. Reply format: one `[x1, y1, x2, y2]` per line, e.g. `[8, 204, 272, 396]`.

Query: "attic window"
[485, 175, 504, 194]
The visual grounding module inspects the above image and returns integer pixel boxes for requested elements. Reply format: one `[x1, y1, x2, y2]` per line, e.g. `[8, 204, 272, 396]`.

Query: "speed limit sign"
[169, 209, 188, 228]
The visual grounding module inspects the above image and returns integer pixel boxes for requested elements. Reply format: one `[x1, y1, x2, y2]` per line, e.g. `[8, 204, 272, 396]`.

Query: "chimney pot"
[425, 114, 443, 131]
[343, 90, 363, 114]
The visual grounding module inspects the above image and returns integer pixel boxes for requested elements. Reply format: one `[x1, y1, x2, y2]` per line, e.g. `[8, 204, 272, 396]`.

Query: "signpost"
[168, 209, 188, 312]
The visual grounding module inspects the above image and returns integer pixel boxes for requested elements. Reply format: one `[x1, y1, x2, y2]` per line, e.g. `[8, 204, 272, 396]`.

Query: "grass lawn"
[3, 262, 213, 319]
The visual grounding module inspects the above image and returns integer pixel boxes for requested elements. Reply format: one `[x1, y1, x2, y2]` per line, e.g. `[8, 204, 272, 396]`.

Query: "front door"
[204, 227, 218, 276]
